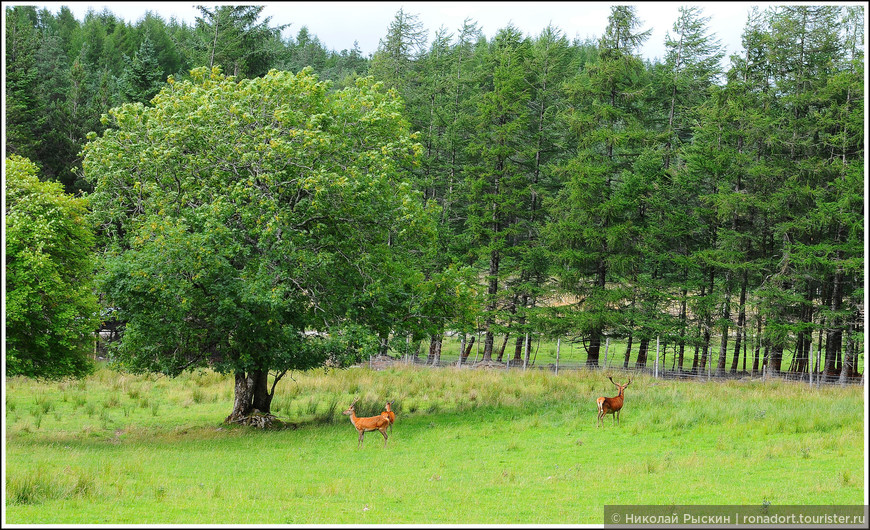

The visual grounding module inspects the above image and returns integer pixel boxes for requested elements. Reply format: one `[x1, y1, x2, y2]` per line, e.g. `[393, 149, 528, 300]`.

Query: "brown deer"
[380, 400, 395, 433]
[596, 376, 631, 427]
[343, 398, 390, 448]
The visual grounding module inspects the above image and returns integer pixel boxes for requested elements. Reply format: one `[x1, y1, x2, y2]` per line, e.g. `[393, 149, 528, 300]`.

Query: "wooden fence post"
[809, 342, 814, 386]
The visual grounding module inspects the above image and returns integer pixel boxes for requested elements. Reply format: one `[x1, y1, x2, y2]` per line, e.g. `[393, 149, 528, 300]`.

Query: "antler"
[350, 397, 360, 407]
[608, 376, 631, 387]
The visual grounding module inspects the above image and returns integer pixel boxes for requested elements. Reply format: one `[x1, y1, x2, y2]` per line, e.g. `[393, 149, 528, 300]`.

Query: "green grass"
[4, 365, 865, 524]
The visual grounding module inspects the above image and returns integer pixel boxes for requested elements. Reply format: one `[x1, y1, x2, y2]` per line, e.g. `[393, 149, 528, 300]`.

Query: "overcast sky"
[30, 2, 852, 64]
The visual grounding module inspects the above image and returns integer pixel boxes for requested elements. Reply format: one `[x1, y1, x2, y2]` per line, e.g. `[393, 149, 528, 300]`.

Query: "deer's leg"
[381, 428, 388, 447]
[358, 431, 364, 448]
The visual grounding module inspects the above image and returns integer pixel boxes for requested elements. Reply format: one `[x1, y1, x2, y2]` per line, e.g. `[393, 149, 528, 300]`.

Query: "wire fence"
[369, 352, 865, 387]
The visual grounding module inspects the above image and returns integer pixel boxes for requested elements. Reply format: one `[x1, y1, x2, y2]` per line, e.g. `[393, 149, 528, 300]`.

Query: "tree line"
[364, 5, 864, 382]
[5, 5, 864, 391]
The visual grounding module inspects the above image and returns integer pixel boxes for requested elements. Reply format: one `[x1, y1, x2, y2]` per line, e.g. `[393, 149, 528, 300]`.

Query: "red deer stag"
[380, 400, 395, 433]
[343, 398, 390, 448]
[596, 376, 631, 427]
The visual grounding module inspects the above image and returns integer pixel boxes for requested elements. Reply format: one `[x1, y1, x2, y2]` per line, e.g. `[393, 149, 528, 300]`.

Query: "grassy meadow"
[4, 363, 866, 524]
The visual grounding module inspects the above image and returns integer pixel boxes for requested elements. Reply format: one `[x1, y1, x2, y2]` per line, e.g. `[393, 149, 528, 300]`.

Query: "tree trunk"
[461, 335, 476, 362]
[428, 333, 443, 364]
[701, 267, 714, 372]
[693, 281, 707, 374]
[752, 312, 763, 375]
[623, 331, 633, 369]
[512, 334, 523, 362]
[512, 331, 532, 363]
[678, 286, 688, 372]
[586, 260, 606, 367]
[716, 282, 731, 377]
[792, 282, 814, 375]
[636, 337, 649, 368]
[483, 248, 499, 362]
[730, 272, 747, 374]
[700, 330, 711, 372]
[251, 369, 273, 412]
[839, 322, 855, 383]
[225, 366, 286, 424]
[226, 371, 255, 423]
[769, 342, 783, 375]
[411, 337, 421, 361]
[587, 332, 602, 368]
[497, 334, 510, 362]
[208, 11, 220, 70]
[815, 314, 826, 378]
[824, 270, 843, 381]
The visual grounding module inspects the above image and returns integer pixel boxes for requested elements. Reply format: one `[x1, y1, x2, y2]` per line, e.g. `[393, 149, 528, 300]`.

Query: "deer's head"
[343, 398, 359, 416]
[609, 376, 631, 393]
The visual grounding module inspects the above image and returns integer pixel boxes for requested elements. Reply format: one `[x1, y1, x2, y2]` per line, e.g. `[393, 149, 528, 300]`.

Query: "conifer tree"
[122, 35, 165, 104]
[464, 25, 533, 361]
[546, 6, 651, 366]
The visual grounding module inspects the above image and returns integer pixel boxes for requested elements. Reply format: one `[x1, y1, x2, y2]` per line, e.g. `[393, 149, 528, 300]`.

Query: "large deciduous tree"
[83, 67, 435, 422]
[5, 155, 100, 380]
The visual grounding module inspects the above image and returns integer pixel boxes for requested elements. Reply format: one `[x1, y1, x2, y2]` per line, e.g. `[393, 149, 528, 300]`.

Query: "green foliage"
[83, 67, 436, 383]
[5, 155, 99, 379]
[121, 35, 164, 104]
[5, 6, 44, 162]
[192, 5, 287, 78]
[545, 6, 654, 365]
[368, 7, 428, 91]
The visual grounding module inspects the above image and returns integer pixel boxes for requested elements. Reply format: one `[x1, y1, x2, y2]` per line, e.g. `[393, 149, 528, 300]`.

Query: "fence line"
[381, 353, 864, 387]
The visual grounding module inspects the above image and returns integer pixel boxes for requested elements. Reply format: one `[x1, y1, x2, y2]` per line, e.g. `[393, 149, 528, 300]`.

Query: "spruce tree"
[122, 35, 165, 104]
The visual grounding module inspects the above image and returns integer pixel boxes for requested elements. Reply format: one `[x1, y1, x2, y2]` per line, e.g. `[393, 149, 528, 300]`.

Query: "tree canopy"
[82, 67, 438, 420]
[5, 155, 100, 379]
